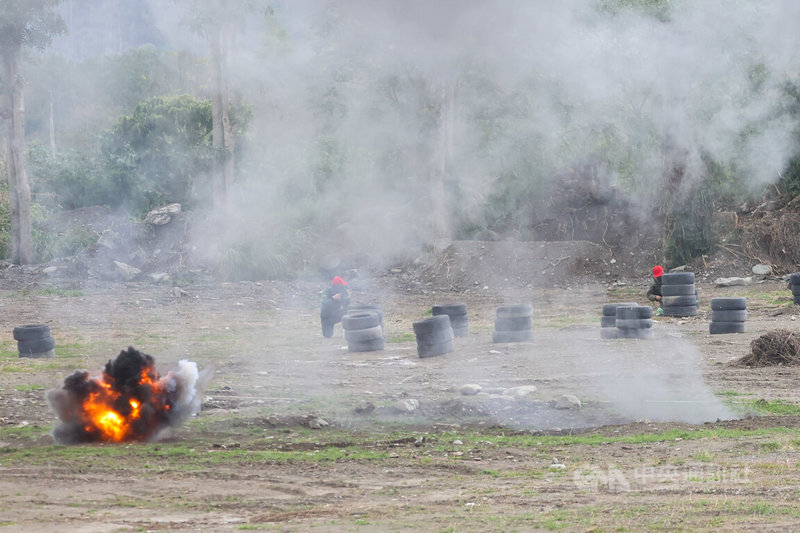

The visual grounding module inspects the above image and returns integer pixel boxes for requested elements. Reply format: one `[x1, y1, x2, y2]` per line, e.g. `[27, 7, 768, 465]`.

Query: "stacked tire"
[492, 304, 533, 343]
[413, 315, 454, 358]
[14, 324, 55, 358]
[342, 310, 385, 352]
[709, 297, 747, 334]
[790, 273, 800, 305]
[432, 303, 468, 337]
[615, 305, 654, 339]
[600, 302, 636, 339]
[661, 272, 698, 317]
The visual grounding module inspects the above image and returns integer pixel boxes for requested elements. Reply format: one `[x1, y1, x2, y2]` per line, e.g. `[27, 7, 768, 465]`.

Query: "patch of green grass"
[760, 441, 782, 452]
[693, 450, 715, 462]
[386, 332, 415, 343]
[715, 390, 744, 397]
[750, 399, 800, 415]
[534, 314, 596, 328]
[35, 287, 84, 297]
[14, 384, 44, 391]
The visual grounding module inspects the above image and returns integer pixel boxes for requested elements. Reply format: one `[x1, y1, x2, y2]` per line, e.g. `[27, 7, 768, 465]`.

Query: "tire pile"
[14, 324, 55, 358]
[432, 303, 468, 337]
[709, 297, 747, 334]
[492, 304, 534, 343]
[661, 272, 698, 317]
[413, 315, 454, 358]
[600, 302, 635, 339]
[615, 305, 654, 339]
[791, 273, 800, 305]
[342, 308, 385, 352]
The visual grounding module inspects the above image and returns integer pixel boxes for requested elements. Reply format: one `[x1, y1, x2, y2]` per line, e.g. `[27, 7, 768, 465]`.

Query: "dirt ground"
[3, 263, 800, 531]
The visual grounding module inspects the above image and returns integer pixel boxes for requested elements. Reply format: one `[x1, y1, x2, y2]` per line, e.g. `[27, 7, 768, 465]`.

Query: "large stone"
[554, 394, 581, 410]
[714, 277, 752, 287]
[460, 384, 482, 396]
[113, 261, 141, 281]
[752, 264, 772, 276]
[145, 203, 182, 225]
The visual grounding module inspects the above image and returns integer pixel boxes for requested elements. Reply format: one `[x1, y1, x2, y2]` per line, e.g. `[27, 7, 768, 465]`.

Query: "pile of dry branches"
[734, 329, 800, 367]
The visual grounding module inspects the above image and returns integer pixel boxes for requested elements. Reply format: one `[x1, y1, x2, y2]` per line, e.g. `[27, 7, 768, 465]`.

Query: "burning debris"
[46, 346, 212, 444]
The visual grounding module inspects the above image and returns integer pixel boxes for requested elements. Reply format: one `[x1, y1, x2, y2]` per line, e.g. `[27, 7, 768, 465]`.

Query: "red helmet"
[652, 265, 664, 278]
[332, 276, 347, 286]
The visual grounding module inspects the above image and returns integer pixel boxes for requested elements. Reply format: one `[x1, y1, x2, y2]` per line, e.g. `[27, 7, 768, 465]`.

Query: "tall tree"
[0, 0, 65, 264]
[174, 0, 265, 207]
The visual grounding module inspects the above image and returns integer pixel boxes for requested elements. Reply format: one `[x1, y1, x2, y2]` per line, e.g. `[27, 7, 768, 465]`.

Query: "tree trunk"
[2, 47, 33, 265]
[209, 25, 235, 207]
[425, 80, 454, 247]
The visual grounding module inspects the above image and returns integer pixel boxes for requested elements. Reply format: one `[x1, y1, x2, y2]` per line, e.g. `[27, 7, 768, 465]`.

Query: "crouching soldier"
[647, 265, 663, 315]
[320, 276, 351, 337]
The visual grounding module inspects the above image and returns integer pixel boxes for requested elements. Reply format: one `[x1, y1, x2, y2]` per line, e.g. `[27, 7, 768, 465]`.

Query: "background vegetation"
[2, 0, 800, 275]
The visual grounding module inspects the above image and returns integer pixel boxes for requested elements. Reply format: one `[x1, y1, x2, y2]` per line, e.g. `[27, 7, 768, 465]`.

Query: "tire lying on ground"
[13, 324, 51, 342]
[615, 305, 654, 339]
[14, 323, 55, 358]
[493, 304, 534, 343]
[709, 297, 746, 335]
[432, 303, 469, 337]
[660, 272, 698, 317]
[342, 310, 385, 352]
[413, 315, 454, 358]
[599, 302, 636, 338]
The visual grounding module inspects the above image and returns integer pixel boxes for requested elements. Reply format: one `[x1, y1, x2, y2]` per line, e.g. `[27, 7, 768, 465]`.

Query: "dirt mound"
[734, 329, 800, 367]
[416, 240, 626, 290]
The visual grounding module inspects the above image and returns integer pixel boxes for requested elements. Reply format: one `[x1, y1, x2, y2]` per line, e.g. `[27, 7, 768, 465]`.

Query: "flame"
[79, 366, 169, 442]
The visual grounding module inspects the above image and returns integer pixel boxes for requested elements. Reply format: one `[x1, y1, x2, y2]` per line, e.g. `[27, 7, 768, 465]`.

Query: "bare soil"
[3, 251, 800, 531]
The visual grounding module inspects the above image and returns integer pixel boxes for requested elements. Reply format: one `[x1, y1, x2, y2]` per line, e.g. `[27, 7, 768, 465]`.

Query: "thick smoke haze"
[138, 1, 800, 270]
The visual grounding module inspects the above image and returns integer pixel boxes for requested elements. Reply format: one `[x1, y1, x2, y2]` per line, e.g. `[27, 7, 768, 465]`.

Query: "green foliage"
[100, 94, 215, 212]
[0, 0, 66, 51]
[30, 203, 98, 263]
[28, 143, 112, 209]
[596, 0, 675, 22]
[0, 165, 10, 259]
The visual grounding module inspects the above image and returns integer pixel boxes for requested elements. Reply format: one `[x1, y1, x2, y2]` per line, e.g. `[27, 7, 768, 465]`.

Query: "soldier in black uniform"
[320, 276, 350, 337]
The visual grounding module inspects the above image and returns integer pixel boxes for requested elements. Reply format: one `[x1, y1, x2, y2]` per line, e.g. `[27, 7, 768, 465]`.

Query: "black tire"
[600, 328, 619, 339]
[18, 336, 56, 354]
[662, 272, 695, 284]
[416, 326, 455, 346]
[13, 324, 51, 341]
[496, 304, 533, 318]
[619, 328, 654, 340]
[795, 295, 800, 306]
[661, 305, 698, 317]
[710, 297, 747, 311]
[348, 306, 384, 325]
[412, 315, 451, 337]
[711, 309, 747, 322]
[348, 337, 386, 352]
[417, 338, 454, 358]
[600, 316, 617, 328]
[342, 312, 381, 330]
[616, 318, 653, 329]
[616, 306, 653, 319]
[452, 326, 469, 338]
[432, 303, 467, 316]
[662, 295, 698, 307]
[345, 325, 384, 343]
[492, 329, 534, 343]
[601, 302, 636, 316]
[709, 321, 746, 334]
[494, 316, 532, 331]
[790, 273, 800, 285]
[791, 284, 800, 296]
[19, 348, 54, 359]
[660, 284, 696, 296]
[448, 315, 469, 329]
[321, 320, 334, 338]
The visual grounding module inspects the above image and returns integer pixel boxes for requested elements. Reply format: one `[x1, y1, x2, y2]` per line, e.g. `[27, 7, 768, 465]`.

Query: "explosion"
[46, 346, 212, 444]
